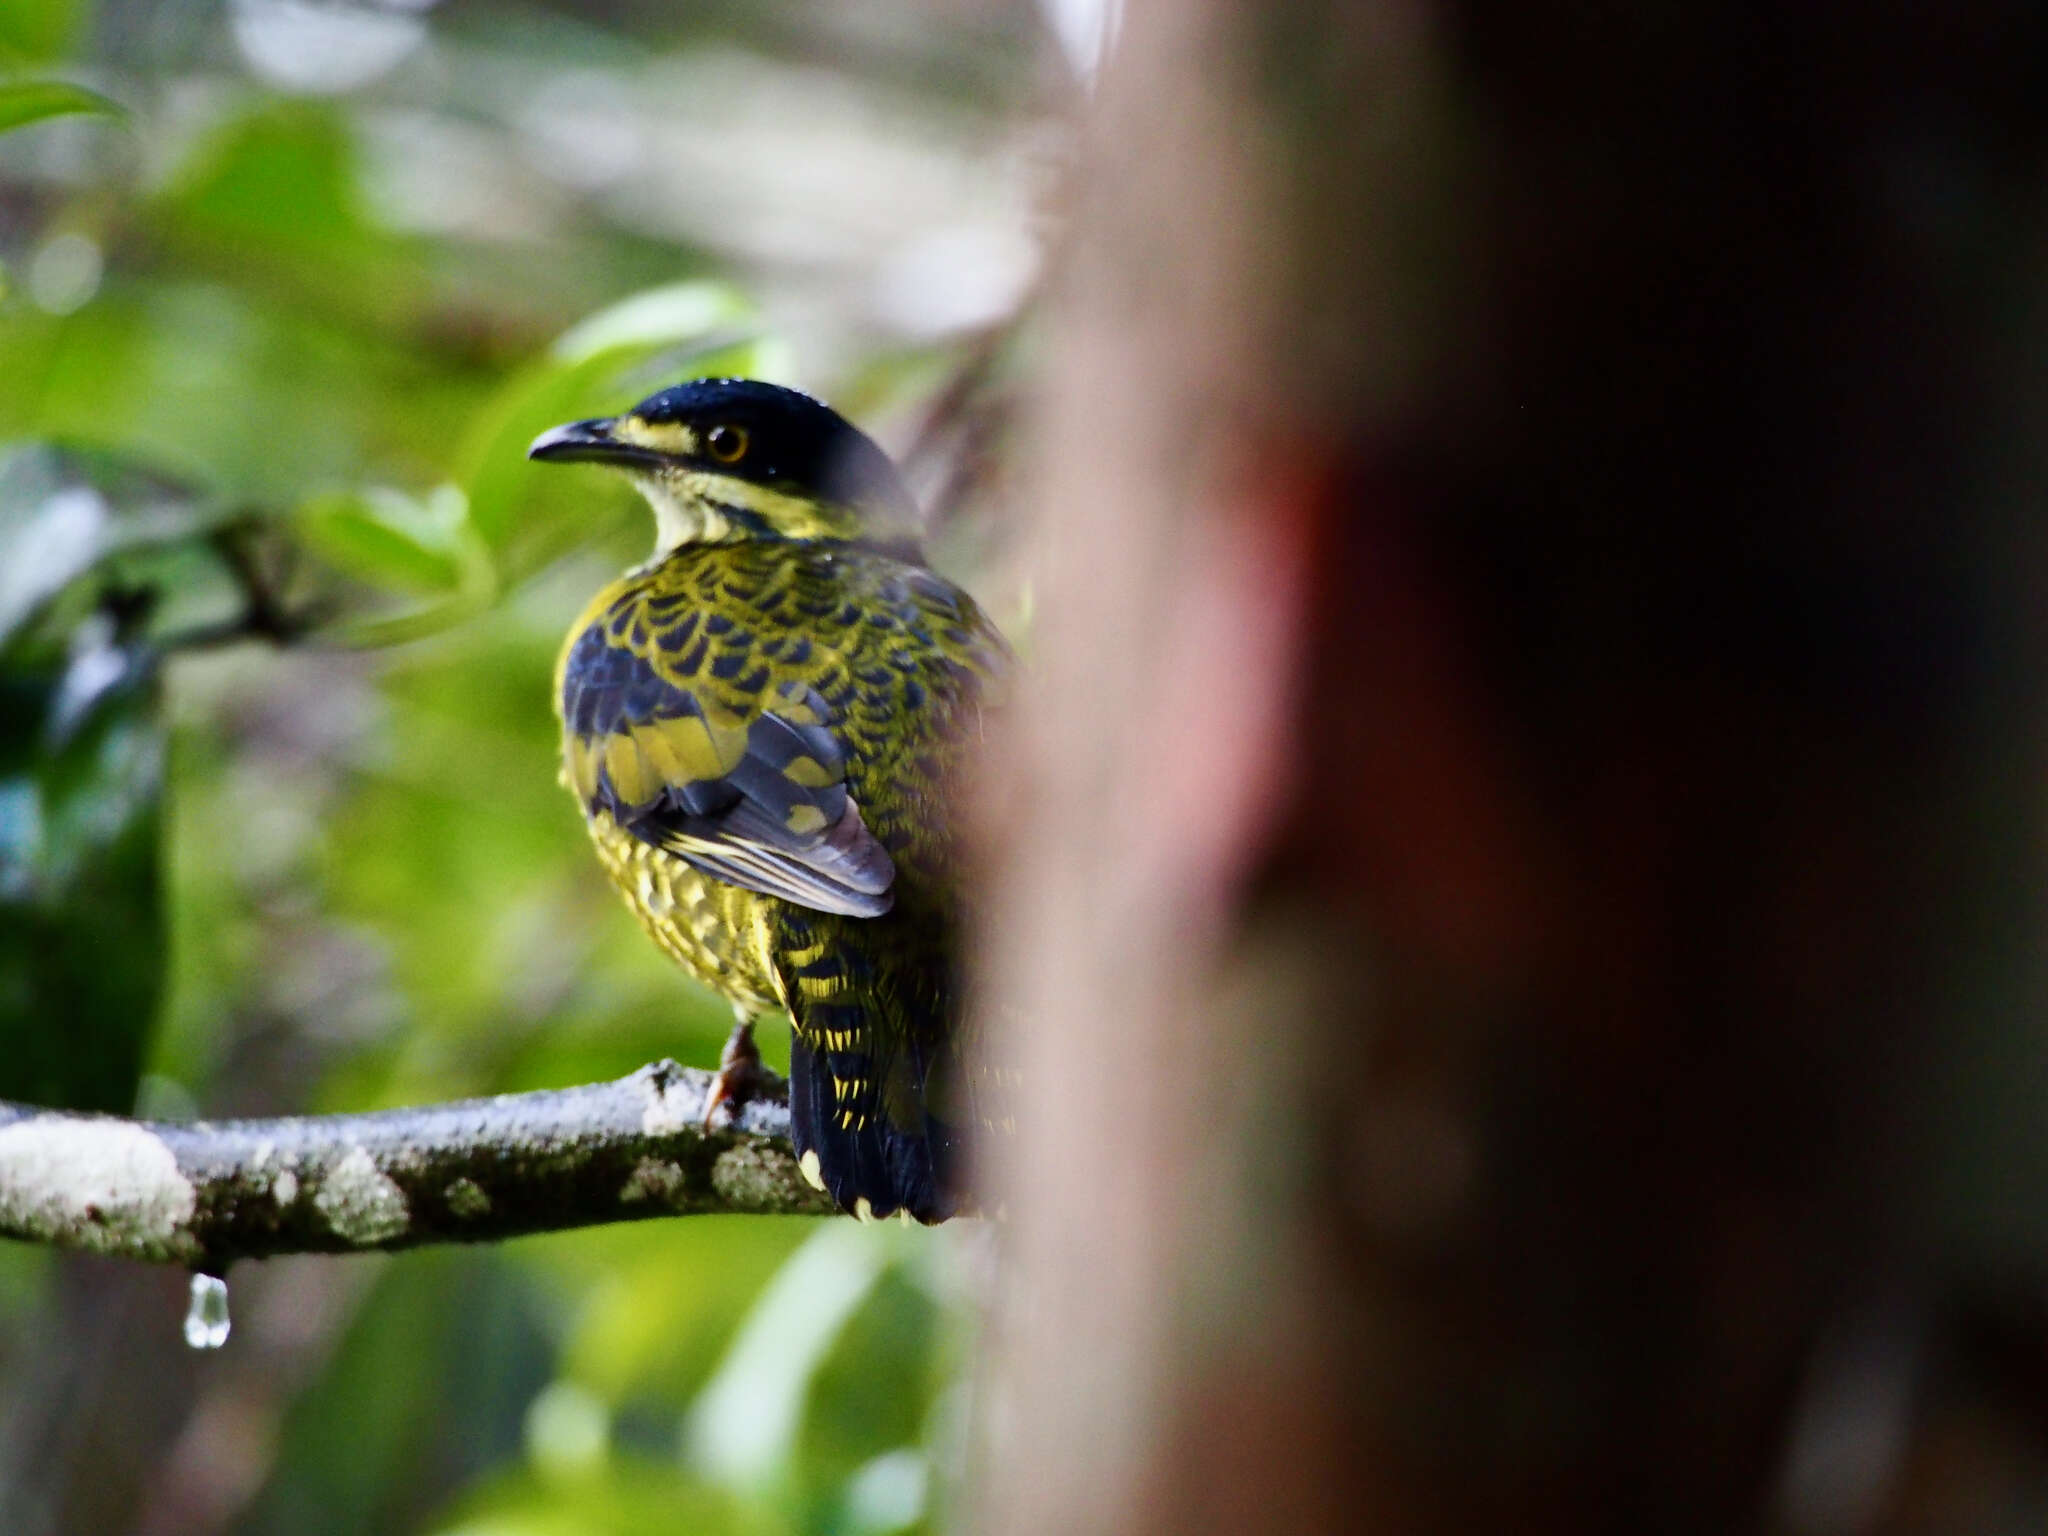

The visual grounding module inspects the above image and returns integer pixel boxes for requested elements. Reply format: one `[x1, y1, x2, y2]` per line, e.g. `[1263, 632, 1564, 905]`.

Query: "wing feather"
[560, 617, 895, 917]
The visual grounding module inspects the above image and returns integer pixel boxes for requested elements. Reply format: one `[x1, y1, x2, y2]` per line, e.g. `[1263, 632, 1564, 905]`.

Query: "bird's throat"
[633, 474, 748, 557]
[633, 471, 868, 557]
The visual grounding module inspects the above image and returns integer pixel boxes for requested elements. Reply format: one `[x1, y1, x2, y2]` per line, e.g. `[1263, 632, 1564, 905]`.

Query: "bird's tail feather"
[787, 1006, 960, 1224]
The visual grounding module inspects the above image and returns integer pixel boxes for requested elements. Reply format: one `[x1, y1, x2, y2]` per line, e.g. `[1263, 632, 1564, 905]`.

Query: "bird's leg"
[703, 1010, 765, 1130]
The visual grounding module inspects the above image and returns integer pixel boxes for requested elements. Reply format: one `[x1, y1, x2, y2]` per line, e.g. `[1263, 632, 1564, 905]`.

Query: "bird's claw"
[703, 1021, 764, 1130]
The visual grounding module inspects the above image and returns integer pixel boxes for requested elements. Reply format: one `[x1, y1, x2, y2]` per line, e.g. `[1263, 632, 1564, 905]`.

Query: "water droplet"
[183, 1271, 230, 1350]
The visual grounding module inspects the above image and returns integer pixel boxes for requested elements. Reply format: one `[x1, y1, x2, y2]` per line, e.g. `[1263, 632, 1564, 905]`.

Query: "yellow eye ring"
[705, 424, 749, 464]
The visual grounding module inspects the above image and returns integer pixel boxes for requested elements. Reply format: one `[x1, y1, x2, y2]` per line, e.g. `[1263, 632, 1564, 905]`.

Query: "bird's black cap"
[532, 378, 916, 525]
[643, 379, 912, 515]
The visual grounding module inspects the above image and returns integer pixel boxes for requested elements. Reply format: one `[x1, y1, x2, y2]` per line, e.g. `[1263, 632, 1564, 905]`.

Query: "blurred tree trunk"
[979, 1, 2048, 1531]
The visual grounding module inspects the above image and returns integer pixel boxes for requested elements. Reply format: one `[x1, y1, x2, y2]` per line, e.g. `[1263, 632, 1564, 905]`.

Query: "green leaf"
[297, 483, 499, 646]
[685, 1223, 905, 1493]
[459, 283, 790, 578]
[0, 625, 165, 1113]
[162, 101, 360, 245]
[0, 442, 225, 651]
[0, 0, 83, 65]
[300, 484, 491, 596]
[559, 1219, 812, 1410]
[547, 282, 751, 367]
[148, 101, 422, 332]
[0, 80, 122, 135]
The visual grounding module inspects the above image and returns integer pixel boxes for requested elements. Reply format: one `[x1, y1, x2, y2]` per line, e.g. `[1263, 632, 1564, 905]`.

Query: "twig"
[0, 1060, 832, 1269]
[901, 323, 1017, 536]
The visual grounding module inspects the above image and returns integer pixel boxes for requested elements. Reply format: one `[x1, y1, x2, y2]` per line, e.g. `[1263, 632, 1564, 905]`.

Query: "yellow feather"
[783, 754, 834, 789]
[612, 417, 698, 457]
[660, 715, 736, 782]
[701, 710, 751, 769]
[633, 722, 691, 784]
[567, 736, 599, 800]
[603, 733, 650, 805]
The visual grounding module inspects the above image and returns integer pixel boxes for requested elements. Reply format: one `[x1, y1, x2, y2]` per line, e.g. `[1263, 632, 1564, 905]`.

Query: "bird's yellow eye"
[705, 424, 749, 464]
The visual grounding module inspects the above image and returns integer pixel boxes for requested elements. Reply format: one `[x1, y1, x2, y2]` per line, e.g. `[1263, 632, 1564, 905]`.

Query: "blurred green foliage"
[0, 0, 1033, 1530]
[0, 601, 164, 1113]
[0, 80, 121, 134]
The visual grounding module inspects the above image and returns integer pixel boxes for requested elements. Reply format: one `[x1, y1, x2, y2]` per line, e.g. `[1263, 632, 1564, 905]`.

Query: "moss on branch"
[0, 1060, 833, 1269]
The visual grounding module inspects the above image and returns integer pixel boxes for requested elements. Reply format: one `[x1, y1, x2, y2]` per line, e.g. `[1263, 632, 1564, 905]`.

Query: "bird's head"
[528, 378, 922, 558]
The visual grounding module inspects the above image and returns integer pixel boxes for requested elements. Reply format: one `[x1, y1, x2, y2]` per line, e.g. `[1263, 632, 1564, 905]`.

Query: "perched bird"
[529, 378, 1005, 1222]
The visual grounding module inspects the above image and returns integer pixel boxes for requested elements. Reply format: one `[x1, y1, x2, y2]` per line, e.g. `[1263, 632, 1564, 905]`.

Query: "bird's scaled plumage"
[531, 379, 1005, 1222]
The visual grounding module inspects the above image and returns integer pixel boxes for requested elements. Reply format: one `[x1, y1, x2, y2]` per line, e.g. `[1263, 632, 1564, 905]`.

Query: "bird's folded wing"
[560, 620, 895, 918]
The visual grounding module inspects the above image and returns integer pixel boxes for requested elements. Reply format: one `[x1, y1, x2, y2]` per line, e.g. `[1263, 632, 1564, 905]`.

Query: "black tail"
[788, 1020, 964, 1223]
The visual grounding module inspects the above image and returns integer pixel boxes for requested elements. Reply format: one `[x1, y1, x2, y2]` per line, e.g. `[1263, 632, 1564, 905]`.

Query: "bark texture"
[0, 1060, 831, 1267]
[978, 2, 2048, 1532]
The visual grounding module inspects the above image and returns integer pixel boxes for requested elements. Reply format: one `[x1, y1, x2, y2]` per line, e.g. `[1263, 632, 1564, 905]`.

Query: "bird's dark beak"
[527, 417, 665, 467]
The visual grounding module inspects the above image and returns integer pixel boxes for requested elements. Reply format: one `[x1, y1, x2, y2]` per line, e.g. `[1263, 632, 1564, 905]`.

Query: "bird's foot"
[703, 1020, 765, 1130]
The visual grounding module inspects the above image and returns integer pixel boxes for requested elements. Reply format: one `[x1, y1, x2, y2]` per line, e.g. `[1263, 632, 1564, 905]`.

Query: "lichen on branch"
[0, 1060, 832, 1268]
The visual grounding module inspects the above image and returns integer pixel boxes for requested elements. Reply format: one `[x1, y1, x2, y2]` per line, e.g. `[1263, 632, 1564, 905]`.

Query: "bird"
[528, 378, 1006, 1222]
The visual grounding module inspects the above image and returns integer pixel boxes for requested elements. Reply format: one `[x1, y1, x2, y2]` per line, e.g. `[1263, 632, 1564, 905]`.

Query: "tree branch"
[0, 1060, 832, 1269]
